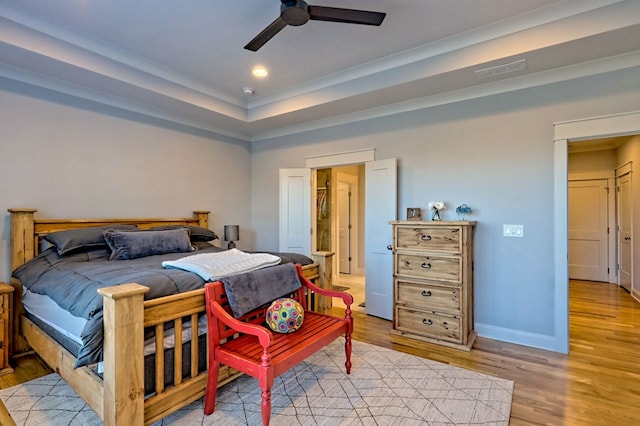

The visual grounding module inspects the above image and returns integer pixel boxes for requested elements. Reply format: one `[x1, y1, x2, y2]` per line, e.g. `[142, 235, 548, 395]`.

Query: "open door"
[279, 168, 311, 255]
[617, 169, 632, 292]
[364, 158, 397, 320]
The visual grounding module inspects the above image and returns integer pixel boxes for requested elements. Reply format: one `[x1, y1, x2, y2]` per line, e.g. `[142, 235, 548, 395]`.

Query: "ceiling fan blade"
[308, 6, 386, 26]
[244, 17, 288, 51]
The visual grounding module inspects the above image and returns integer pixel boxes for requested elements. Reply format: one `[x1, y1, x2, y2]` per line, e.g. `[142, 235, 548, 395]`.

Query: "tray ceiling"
[1, 0, 639, 141]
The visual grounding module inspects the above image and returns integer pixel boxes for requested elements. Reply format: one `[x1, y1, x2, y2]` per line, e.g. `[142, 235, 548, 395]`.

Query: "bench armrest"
[296, 264, 354, 306]
[208, 299, 273, 348]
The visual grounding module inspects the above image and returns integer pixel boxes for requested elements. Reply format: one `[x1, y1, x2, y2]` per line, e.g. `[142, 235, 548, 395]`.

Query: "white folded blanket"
[162, 248, 281, 281]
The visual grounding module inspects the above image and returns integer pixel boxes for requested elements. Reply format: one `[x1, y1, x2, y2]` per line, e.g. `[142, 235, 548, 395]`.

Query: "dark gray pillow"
[148, 225, 219, 242]
[188, 225, 219, 242]
[44, 224, 138, 255]
[103, 228, 192, 261]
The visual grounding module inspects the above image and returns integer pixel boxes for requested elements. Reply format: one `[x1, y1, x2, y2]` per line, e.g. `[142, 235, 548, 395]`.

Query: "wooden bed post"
[192, 210, 210, 228]
[7, 209, 37, 356]
[310, 251, 334, 314]
[8, 209, 37, 273]
[98, 284, 149, 426]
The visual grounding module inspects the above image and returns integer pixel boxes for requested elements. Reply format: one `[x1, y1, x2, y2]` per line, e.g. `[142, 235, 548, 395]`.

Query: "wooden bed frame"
[7, 208, 333, 425]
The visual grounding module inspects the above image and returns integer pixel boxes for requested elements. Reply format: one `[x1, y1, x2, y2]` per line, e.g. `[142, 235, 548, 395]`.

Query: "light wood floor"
[2, 280, 640, 425]
[334, 272, 365, 313]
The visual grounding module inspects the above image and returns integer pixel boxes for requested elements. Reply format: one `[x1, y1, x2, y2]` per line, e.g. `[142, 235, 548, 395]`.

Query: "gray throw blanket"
[221, 263, 301, 318]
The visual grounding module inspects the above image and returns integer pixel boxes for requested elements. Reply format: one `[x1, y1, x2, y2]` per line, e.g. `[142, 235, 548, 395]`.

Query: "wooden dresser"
[0, 283, 14, 375]
[389, 221, 476, 350]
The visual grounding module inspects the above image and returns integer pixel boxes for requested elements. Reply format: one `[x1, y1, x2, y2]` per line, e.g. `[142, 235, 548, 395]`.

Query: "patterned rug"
[0, 339, 513, 425]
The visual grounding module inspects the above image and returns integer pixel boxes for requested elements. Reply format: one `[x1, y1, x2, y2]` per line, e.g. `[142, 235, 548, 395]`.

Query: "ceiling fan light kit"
[245, 0, 386, 52]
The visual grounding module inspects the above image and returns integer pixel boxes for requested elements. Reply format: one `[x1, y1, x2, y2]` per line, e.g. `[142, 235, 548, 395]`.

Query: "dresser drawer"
[395, 280, 461, 312]
[395, 307, 461, 342]
[395, 253, 461, 283]
[396, 226, 462, 253]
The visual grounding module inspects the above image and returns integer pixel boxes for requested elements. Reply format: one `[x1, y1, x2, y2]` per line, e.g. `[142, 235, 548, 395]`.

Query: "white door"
[279, 168, 311, 255]
[617, 172, 632, 292]
[337, 181, 351, 273]
[364, 158, 397, 320]
[568, 179, 609, 281]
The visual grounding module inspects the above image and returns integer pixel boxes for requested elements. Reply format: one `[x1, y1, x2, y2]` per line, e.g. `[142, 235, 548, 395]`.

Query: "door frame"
[554, 110, 640, 354]
[306, 149, 375, 277]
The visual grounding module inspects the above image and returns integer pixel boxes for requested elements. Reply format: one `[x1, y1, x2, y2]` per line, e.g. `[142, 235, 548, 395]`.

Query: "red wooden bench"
[203, 263, 354, 426]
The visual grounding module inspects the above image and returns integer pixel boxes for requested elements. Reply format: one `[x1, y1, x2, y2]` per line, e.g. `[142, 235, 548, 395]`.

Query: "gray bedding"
[12, 246, 312, 367]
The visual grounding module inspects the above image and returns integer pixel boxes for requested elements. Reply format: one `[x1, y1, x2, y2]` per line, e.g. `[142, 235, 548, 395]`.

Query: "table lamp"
[224, 225, 239, 249]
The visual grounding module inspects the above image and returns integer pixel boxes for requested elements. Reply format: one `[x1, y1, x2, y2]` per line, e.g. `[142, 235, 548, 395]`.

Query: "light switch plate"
[503, 224, 524, 238]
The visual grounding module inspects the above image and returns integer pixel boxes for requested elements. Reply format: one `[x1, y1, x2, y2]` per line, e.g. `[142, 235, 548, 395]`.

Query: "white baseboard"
[475, 322, 561, 353]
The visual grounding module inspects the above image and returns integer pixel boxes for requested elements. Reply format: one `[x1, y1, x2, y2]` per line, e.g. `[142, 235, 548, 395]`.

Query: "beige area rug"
[0, 339, 513, 425]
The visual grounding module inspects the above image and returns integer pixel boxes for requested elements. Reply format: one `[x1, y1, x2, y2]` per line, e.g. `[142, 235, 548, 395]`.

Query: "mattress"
[22, 287, 86, 347]
[22, 287, 208, 358]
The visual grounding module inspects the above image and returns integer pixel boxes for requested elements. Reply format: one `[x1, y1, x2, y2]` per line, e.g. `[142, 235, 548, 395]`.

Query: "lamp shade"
[224, 225, 239, 242]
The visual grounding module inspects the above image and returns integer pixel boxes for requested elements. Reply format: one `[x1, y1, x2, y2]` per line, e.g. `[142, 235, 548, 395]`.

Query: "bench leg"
[204, 360, 220, 415]
[261, 387, 272, 425]
[345, 332, 352, 374]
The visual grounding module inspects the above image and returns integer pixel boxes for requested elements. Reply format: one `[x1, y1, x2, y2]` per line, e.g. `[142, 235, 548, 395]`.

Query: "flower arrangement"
[428, 201, 446, 221]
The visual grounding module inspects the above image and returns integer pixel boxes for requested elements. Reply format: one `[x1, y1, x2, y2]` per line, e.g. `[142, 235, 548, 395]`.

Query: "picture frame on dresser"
[406, 207, 422, 221]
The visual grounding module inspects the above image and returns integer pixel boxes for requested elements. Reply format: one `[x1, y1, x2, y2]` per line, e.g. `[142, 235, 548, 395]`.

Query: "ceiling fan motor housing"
[281, 0, 310, 26]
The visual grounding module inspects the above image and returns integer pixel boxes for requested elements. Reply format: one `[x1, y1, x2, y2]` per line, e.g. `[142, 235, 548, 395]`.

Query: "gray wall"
[250, 66, 640, 350]
[0, 79, 252, 281]
[1, 64, 639, 353]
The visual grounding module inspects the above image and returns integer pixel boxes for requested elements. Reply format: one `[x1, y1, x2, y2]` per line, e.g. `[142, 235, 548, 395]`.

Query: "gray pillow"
[103, 228, 192, 261]
[187, 225, 219, 242]
[148, 225, 219, 242]
[44, 224, 138, 255]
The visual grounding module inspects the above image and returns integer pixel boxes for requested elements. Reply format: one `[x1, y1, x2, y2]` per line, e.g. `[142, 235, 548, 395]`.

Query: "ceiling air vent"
[475, 59, 526, 80]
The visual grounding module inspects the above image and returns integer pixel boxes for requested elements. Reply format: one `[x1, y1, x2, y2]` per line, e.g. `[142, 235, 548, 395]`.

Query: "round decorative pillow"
[266, 298, 304, 333]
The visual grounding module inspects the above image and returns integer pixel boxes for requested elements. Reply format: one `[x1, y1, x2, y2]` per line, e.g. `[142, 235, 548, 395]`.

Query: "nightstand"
[0, 283, 14, 375]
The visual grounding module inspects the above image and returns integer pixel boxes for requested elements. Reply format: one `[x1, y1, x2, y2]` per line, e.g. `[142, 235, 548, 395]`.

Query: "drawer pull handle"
[421, 290, 432, 297]
[421, 262, 432, 269]
[420, 234, 432, 241]
[422, 318, 433, 326]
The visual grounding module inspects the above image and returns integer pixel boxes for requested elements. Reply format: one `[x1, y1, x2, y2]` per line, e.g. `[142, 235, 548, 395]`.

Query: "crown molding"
[250, 51, 640, 141]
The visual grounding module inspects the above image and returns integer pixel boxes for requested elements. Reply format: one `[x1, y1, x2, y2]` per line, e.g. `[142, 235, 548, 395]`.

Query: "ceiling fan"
[244, 0, 386, 52]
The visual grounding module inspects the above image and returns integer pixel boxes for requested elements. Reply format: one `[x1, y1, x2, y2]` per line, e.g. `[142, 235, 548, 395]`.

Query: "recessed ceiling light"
[252, 66, 268, 78]
[242, 87, 255, 95]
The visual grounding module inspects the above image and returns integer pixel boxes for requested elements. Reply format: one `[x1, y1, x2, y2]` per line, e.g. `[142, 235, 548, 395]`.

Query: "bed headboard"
[8, 208, 210, 272]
